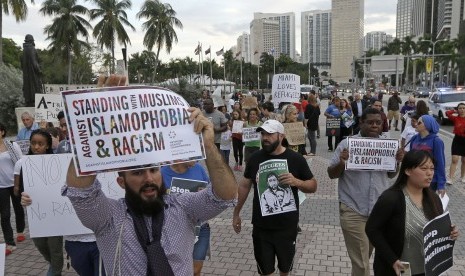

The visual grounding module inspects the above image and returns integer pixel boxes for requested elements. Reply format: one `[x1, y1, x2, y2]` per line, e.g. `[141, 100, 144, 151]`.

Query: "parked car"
[428, 90, 465, 125]
[413, 87, 430, 98]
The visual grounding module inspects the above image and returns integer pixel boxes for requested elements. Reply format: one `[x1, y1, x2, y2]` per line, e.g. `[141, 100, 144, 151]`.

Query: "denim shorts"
[193, 223, 210, 261]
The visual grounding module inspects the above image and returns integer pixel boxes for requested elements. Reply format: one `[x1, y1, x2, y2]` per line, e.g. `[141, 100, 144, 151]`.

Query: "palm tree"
[40, 0, 92, 84]
[137, 0, 183, 83]
[380, 38, 402, 55]
[401, 36, 417, 85]
[90, 0, 135, 73]
[0, 0, 34, 64]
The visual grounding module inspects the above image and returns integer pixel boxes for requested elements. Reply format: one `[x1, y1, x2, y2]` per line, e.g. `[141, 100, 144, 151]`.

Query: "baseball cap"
[256, 120, 285, 134]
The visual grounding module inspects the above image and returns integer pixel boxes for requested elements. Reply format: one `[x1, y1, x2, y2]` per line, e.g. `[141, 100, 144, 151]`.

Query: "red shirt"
[446, 110, 465, 137]
[301, 100, 309, 112]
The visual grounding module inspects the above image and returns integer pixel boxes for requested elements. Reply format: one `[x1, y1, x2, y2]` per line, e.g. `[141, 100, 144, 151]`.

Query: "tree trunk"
[68, 49, 72, 84]
[0, 5, 3, 64]
[111, 39, 115, 74]
[151, 46, 161, 84]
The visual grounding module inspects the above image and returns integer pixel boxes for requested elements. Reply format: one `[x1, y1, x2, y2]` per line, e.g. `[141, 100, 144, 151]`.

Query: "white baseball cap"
[256, 120, 285, 134]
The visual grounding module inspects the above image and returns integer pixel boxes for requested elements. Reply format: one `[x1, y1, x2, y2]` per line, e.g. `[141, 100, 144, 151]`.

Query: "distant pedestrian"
[446, 103, 465, 184]
[400, 96, 416, 131]
[304, 95, 320, 155]
[387, 92, 402, 130]
[350, 93, 368, 134]
[229, 111, 244, 171]
[324, 97, 341, 151]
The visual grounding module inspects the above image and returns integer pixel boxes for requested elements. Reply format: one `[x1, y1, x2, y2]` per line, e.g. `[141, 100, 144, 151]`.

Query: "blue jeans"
[221, 150, 230, 164]
[65, 241, 105, 276]
[193, 223, 211, 261]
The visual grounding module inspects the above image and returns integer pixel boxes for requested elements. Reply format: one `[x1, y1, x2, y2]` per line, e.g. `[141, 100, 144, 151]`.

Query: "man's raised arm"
[66, 160, 96, 188]
[189, 107, 237, 200]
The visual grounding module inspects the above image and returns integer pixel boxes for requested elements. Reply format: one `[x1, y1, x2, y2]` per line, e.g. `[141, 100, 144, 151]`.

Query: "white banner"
[346, 138, 399, 171]
[35, 94, 63, 125]
[272, 74, 300, 107]
[62, 86, 205, 175]
[22, 154, 124, 237]
[242, 127, 261, 142]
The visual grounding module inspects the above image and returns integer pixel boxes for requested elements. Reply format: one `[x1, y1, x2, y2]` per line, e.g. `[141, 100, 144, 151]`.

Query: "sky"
[3, 0, 398, 64]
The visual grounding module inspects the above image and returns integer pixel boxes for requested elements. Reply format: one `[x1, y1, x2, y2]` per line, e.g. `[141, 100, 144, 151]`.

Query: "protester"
[304, 94, 320, 156]
[338, 99, 353, 145]
[310, 90, 321, 138]
[202, 98, 228, 149]
[260, 101, 282, 122]
[160, 161, 211, 276]
[282, 104, 308, 156]
[243, 108, 262, 164]
[415, 100, 429, 117]
[327, 108, 403, 276]
[387, 92, 402, 131]
[233, 119, 317, 275]
[229, 110, 244, 171]
[371, 100, 389, 133]
[446, 103, 465, 184]
[366, 150, 459, 276]
[400, 112, 419, 152]
[20, 129, 63, 275]
[350, 93, 368, 135]
[16, 111, 39, 141]
[324, 97, 341, 151]
[409, 115, 446, 195]
[400, 97, 416, 131]
[220, 125, 232, 164]
[60, 107, 236, 275]
[0, 123, 24, 256]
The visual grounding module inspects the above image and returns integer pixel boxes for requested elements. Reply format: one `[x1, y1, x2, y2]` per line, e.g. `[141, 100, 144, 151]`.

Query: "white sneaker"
[446, 177, 453, 185]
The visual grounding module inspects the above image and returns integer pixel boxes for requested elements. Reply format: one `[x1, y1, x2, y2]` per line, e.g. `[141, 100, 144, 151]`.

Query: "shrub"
[0, 64, 25, 134]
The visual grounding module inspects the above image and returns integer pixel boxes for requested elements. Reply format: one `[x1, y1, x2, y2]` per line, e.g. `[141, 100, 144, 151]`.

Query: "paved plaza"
[2, 96, 465, 275]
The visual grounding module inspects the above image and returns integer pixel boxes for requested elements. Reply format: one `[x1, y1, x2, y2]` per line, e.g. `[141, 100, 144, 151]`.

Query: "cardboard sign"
[272, 74, 300, 108]
[257, 159, 296, 216]
[62, 86, 205, 175]
[326, 118, 340, 136]
[242, 96, 258, 109]
[15, 140, 30, 155]
[283, 122, 306, 145]
[22, 154, 125, 237]
[242, 127, 261, 142]
[231, 120, 244, 133]
[169, 177, 207, 194]
[423, 212, 455, 276]
[346, 138, 399, 171]
[35, 94, 64, 125]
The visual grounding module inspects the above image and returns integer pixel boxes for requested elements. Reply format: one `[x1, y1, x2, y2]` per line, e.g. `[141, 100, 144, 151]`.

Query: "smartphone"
[400, 262, 411, 276]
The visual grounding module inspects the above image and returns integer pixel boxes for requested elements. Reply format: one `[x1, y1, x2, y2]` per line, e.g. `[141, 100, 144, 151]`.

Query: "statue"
[21, 34, 44, 107]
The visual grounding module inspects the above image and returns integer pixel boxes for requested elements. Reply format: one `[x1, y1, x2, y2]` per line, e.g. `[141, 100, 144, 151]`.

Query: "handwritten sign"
[15, 140, 30, 154]
[169, 177, 207, 194]
[0, 244, 4, 276]
[242, 96, 258, 109]
[62, 86, 205, 175]
[242, 127, 261, 142]
[35, 94, 63, 125]
[423, 212, 455, 276]
[326, 118, 340, 136]
[346, 138, 399, 171]
[232, 120, 244, 133]
[272, 74, 300, 108]
[283, 122, 306, 145]
[22, 154, 124, 237]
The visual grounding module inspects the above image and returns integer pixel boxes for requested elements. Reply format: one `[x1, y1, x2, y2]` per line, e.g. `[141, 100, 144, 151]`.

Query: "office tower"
[331, 0, 364, 83]
[301, 10, 332, 70]
[397, 0, 414, 38]
[253, 12, 295, 60]
[237, 32, 251, 63]
[364, 31, 394, 51]
[450, 0, 465, 38]
[250, 18, 280, 65]
[437, 0, 453, 38]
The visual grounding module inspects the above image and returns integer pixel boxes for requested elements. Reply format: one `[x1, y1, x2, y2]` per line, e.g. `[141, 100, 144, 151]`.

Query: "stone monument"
[21, 34, 44, 107]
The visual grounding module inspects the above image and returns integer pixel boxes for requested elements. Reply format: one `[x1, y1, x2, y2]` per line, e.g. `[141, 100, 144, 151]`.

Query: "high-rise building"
[331, 0, 364, 83]
[437, 0, 453, 38]
[250, 18, 280, 65]
[396, 0, 414, 38]
[450, 0, 465, 38]
[301, 10, 332, 70]
[236, 32, 251, 63]
[253, 12, 295, 60]
[364, 31, 394, 51]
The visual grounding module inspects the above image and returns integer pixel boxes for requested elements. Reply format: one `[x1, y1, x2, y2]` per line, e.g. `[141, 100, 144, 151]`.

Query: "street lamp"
[428, 39, 447, 92]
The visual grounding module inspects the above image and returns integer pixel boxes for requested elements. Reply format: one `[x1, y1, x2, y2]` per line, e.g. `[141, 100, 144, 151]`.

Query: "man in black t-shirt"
[232, 120, 318, 276]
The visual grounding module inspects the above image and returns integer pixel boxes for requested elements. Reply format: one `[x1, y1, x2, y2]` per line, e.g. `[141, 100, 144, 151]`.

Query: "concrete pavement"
[2, 97, 465, 275]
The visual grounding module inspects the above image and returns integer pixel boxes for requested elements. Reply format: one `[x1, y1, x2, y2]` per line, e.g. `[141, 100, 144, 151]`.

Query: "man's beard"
[262, 139, 280, 153]
[125, 183, 166, 216]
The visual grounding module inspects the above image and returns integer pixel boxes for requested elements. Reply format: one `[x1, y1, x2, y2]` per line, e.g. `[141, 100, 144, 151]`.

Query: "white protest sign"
[242, 127, 261, 142]
[283, 122, 306, 145]
[271, 74, 300, 108]
[62, 86, 205, 175]
[35, 94, 64, 125]
[15, 140, 30, 155]
[231, 120, 244, 133]
[0, 244, 4, 276]
[346, 138, 399, 171]
[22, 154, 124, 237]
